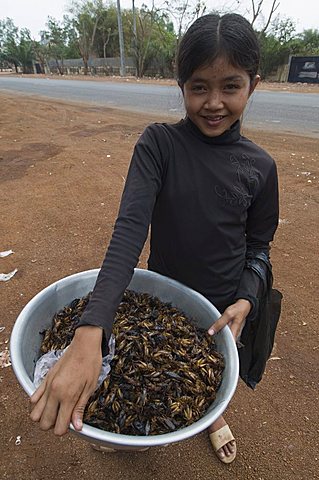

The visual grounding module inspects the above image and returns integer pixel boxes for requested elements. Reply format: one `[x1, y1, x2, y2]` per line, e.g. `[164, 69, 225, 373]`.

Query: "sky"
[1, 0, 318, 39]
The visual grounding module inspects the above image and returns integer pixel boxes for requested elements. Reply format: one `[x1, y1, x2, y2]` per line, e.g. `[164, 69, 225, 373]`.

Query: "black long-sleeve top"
[77, 118, 279, 343]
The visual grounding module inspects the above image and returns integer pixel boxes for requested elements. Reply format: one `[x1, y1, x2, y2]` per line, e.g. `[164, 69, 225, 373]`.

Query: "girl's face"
[182, 56, 260, 137]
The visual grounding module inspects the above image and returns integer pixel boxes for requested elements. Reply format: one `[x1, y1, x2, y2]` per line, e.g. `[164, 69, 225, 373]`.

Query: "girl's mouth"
[202, 115, 225, 126]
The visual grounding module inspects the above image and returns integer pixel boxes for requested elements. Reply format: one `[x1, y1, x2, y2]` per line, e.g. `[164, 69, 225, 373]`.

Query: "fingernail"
[208, 328, 215, 336]
[75, 419, 83, 430]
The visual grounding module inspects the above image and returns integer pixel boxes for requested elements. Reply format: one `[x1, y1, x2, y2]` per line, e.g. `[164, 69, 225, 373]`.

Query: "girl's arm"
[75, 125, 166, 341]
[30, 125, 166, 435]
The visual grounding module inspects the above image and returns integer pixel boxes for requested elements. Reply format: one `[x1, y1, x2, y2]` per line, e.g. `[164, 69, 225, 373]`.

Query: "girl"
[30, 13, 280, 464]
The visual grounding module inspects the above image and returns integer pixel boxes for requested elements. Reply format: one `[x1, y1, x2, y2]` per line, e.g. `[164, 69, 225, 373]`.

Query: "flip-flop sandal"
[209, 424, 236, 464]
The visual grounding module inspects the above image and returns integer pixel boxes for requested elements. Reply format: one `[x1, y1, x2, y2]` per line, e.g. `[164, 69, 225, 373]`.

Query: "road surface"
[1, 76, 318, 137]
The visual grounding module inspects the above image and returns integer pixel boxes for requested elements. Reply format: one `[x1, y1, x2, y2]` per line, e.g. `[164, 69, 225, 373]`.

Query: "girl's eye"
[191, 85, 206, 93]
[224, 83, 241, 91]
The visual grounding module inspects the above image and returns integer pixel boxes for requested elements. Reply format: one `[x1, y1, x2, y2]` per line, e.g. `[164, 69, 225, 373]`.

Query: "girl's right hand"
[30, 325, 103, 436]
[208, 299, 251, 340]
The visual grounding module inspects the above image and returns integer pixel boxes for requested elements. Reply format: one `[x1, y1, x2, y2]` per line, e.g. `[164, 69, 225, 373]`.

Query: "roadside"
[2, 71, 319, 94]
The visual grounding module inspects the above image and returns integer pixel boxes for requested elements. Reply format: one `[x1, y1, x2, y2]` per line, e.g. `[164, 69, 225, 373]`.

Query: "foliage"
[129, 6, 176, 77]
[259, 21, 319, 78]
[258, 33, 290, 78]
[93, 4, 119, 58]
[258, 18, 296, 78]
[69, 0, 105, 74]
[294, 29, 319, 55]
[0, 18, 34, 73]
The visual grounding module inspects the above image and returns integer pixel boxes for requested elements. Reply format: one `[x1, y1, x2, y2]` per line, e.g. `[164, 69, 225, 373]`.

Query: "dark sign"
[288, 56, 319, 84]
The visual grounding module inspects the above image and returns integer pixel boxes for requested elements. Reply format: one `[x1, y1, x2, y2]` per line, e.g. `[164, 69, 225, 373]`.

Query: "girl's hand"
[30, 325, 103, 436]
[208, 299, 251, 340]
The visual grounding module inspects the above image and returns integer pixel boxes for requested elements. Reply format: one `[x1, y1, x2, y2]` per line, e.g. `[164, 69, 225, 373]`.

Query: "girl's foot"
[208, 416, 236, 463]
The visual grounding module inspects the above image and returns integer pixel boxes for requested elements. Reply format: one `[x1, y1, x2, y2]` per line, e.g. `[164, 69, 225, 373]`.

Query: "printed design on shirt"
[214, 153, 259, 207]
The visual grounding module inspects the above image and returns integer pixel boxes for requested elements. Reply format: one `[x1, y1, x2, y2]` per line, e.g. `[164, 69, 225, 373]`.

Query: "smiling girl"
[30, 13, 280, 464]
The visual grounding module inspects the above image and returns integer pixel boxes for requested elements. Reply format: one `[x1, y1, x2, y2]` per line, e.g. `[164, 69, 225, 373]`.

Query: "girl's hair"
[177, 13, 260, 88]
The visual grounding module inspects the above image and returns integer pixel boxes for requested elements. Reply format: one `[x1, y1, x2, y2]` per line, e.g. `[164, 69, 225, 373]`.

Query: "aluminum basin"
[10, 268, 239, 451]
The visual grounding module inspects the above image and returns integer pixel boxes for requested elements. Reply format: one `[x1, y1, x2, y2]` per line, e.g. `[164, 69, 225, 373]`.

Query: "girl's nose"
[204, 91, 223, 109]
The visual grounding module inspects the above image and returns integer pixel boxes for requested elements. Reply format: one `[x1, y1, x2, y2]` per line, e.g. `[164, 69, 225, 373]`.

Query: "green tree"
[16, 28, 34, 73]
[41, 17, 70, 74]
[62, 15, 82, 59]
[93, 4, 119, 58]
[0, 19, 34, 73]
[258, 18, 297, 79]
[128, 6, 176, 78]
[69, 0, 104, 74]
[0, 18, 20, 72]
[296, 29, 319, 55]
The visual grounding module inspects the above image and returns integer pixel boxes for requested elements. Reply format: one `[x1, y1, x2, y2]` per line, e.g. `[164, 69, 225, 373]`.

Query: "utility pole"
[132, 0, 137, 77]
[116, 0, 126, 76]
[132, 0, 137, 38]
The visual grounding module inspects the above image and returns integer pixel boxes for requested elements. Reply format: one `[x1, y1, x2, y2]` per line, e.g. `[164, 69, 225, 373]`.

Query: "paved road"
[1, 76, 318, 137]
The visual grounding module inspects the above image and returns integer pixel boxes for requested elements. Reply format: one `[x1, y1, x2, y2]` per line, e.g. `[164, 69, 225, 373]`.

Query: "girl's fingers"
[30, 379, 47, 404]
[208, 312, 230, 335]
[30, 392, 48, 422]
[71, 387, 93, 432]
[229, 321, 242, 340]
[53, 399, 76, 436]
[38, 394, 60, 431]
[30, 380, 52, 423]
[208, 300, 250, 337]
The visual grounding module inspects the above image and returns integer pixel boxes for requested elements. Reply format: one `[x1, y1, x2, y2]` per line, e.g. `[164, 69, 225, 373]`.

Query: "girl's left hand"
[208, 299, 251, 341]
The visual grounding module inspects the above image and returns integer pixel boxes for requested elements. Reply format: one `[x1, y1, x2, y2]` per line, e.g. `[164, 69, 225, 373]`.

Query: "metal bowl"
[10, 268, 239, 451]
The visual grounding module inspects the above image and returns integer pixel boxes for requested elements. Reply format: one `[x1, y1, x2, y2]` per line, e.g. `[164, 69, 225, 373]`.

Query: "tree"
[270, 17, 296, 45]
[0, 18, 34, 73]
[16, 28, 34, 73]
[94, 4, 118, 58]
[69, 0, 104, 74]
[93, 4, 122, 58]
[258, 33, 287, 78]
[127, 6, 176, 78]
[297, 29, 319, 55]
[0, 18, 20, 72]
[163, 0, 206, 40]
[132, 6, 158, 77]
[250, 0, 280, 35]
[258, 17, 296, 79]
[41, 17, 69, 75]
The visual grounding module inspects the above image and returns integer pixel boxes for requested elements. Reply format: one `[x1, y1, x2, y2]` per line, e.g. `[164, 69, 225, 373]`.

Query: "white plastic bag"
[33, 335, 115, 389]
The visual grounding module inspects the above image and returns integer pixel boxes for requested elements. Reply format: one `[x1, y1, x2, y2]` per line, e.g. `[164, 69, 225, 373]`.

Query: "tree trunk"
[83, 56, 89, 75]
[55, 58, 63, 75]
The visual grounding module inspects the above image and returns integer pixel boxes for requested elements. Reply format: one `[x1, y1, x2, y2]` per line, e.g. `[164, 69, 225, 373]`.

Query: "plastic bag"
[33, 335, 115, 390]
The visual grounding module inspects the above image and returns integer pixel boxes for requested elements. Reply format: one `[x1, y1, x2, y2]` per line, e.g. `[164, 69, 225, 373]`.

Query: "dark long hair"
[177, 13, 260, 88]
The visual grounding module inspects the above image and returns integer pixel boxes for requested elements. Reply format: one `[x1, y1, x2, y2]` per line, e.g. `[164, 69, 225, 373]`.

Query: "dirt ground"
[0, 85, 318, 480]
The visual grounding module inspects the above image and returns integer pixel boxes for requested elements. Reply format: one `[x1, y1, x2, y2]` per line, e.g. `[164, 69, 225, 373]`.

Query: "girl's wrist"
[235, 298, 252, 316]
[74, 325, 103, 343]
